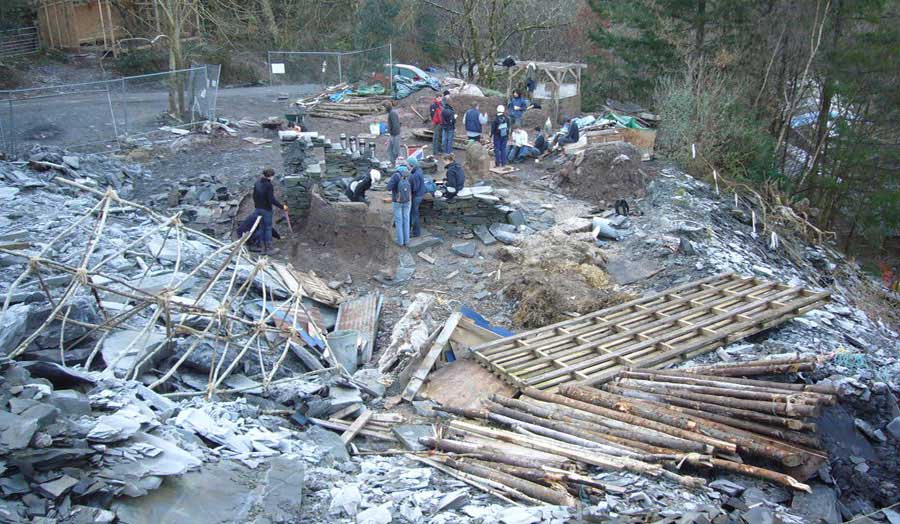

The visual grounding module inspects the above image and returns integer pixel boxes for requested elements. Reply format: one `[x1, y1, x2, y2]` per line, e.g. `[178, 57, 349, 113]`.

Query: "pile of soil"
[556, 142, 650, 207]
[496, 229, 634, 328]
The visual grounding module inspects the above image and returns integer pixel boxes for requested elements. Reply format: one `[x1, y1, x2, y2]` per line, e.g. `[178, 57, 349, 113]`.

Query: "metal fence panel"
[268, 44, 393, 94]
[0, 27, 39, 58]
[0, 66, 219, 156]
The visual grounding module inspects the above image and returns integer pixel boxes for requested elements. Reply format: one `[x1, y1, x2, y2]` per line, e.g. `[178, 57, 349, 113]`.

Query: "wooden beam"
[402, 312, 462, 401]
[341, 408, 373, 444]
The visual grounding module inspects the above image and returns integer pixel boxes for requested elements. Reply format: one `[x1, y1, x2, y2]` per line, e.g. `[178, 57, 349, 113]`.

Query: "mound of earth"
[556, 142, 650, 206]
[496, 229, 633, 328]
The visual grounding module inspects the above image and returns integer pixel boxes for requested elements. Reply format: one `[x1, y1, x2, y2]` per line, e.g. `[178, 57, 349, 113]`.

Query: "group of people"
[244, 87, 581, 253]
[382, 154, 465, 247]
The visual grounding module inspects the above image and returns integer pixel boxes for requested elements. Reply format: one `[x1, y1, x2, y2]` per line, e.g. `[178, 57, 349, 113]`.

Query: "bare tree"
[156, 0, 198, 118]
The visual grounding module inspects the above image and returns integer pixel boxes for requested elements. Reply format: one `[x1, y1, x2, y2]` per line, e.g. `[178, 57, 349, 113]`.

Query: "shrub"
[654, 63, 775, 184]
[111, 48, 168, 77]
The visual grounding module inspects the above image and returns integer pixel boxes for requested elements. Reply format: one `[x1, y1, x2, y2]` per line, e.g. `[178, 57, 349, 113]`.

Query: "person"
[508, 89, 529, 127]
[251, 167, 287, 254]
[510, 127, 545, 163]
[385, 101, 401, 166]
[438, 153, 465, 201]
[464, 102, 488, 142]
[533, 126, 548, 155]
[408, 157, 426, 237]
[429, 93, 444, 155]
[557, 117, 580, 146]
[491, 105, 511, 167]
[440, 94, 457, 154]
[345, 168, 381, 203]
[506, 126, 528, 162]
[386, 165, 412, 246]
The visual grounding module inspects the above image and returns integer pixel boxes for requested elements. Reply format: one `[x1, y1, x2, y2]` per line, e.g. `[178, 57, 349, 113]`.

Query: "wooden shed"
[506, 61, 587, 124]
[36, 0, 124, 51]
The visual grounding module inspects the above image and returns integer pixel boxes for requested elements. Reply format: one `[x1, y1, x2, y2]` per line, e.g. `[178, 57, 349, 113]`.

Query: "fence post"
[121, 78, 128, 136]
[8, 99, 15, 157]
[105, 83, 119, 144]
[338, 53, 343, 85]
[267, 51, 273, 87]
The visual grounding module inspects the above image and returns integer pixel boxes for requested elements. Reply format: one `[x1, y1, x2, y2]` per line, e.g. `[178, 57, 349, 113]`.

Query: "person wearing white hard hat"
[491, 105, 512, 166]
[345, 168, 381, 203]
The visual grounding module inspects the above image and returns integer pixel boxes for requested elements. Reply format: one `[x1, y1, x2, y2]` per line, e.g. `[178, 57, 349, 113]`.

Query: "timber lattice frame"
[472, 273, 830, 392]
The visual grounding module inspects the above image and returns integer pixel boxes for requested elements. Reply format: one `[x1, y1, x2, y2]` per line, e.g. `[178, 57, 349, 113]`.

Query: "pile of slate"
[148, 174, 238, 235]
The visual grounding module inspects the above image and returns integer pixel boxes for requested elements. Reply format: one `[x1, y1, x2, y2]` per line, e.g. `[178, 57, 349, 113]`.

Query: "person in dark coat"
[408, 157, 426, 237]
[250, 167, 286, 253]
[440, 95, 457, 154]
[438, 154, 465, 201]
[345, 169, 381, 203]
[385, 101, 401, 166]
[508, 89, 529, 126]
[491, 105, 511, 166]
[463, 102, 488, 142]
[556, 117, 580, 146]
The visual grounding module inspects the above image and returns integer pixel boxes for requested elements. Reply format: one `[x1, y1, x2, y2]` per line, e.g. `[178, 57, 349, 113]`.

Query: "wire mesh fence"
[0, 27, 39, 58]
[0, 65, 220, 156]
[267, 44, 393, 93]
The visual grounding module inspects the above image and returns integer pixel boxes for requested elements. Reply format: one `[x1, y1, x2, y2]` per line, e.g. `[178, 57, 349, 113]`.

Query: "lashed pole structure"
[0, 177, 343, 397]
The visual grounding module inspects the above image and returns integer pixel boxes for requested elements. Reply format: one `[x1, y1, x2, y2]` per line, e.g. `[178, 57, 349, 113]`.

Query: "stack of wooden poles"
[420, 357, 833, 506]
[307, 96, 392, 121]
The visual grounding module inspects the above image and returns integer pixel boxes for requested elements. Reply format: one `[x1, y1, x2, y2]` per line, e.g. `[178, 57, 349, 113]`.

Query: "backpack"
[497, 116, 508, 138]
[396, 175, 411, 203]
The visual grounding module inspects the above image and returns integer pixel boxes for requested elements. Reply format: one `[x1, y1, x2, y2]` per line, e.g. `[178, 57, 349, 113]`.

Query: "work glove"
[434, 190, 443, 198]
[283, 205, 289, 211]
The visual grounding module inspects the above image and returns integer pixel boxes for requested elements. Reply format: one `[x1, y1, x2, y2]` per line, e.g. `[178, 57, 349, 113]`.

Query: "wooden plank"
[310, 417, 395, 442]
[417, 252, 436, 264]
[402, 312, 463, 401]
[341, 408, 373, 444]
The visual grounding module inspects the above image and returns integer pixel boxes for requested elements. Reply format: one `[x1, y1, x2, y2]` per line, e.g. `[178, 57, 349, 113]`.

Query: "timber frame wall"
[472, 273, 830, 392]
[36, 0, 121, 51]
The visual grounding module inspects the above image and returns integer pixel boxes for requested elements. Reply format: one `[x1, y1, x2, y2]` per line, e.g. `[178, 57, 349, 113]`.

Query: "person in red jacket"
[429, 91, 449, 156]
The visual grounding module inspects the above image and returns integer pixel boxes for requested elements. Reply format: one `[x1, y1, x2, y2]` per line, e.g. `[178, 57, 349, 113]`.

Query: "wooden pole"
[443, 459, 577, 506]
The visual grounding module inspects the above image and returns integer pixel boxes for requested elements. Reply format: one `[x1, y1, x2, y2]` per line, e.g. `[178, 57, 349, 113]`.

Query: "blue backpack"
[396, 174, 411, 203]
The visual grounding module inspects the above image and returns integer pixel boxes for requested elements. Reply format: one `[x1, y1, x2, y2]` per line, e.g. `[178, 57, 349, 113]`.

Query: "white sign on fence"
[271, 63, 285, 74]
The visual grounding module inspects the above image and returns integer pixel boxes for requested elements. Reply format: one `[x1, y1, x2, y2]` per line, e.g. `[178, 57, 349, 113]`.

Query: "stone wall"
[281, 134, 385, 219]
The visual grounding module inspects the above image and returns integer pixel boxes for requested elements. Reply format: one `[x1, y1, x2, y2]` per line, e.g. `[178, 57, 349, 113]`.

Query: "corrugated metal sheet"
[335, 293, 382, 363]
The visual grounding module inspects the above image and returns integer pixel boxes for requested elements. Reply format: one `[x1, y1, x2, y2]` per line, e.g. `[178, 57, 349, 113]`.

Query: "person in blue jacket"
[463, 102, 488, 142]
[508, 89, 529, 126]
[386, 165, 413, 246]
[408, 157, 426, 237]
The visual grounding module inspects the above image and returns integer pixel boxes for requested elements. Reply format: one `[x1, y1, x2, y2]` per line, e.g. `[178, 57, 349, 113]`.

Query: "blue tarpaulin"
[460, 306, 515, 337]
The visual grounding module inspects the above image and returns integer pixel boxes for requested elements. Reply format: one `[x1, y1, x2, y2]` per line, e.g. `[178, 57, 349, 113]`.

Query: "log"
[560, 385, 807, 467]
[450, 421, 707, 489]
[618, 372, 832, 404]
[615, 379, 822, 417]
[408, 455, 521, 505]
[420, 436, 570, 469]
[482, 401, 646, 458]
[634, 368, 837, 396]
[444, 458, 577, 506]
[684, 356, 816, 373]
[696, 363, 816, 377]
[710, 458, 811, 492]
[606, 385, 822, 447]
[491, 395, 697, 455]
[522, 387, 737, 454]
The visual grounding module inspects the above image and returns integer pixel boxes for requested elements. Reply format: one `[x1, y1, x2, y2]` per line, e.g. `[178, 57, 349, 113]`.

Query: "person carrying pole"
[251, 167, 288, 254]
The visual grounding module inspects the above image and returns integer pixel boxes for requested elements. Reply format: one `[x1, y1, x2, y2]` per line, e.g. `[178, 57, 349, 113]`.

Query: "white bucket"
[369, 123, 381, 136]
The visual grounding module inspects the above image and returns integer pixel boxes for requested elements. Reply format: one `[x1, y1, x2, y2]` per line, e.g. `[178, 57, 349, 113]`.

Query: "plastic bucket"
[326, 330, 360, 373]
[369, 123, 381, 135]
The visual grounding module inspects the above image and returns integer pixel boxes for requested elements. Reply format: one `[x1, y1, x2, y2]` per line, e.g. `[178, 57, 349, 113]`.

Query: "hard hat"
[369, 169, 381, 184]
[496, 105, 505, 114]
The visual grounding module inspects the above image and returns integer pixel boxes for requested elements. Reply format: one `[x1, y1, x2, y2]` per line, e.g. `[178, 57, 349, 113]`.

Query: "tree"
[156, 0, 198, 118]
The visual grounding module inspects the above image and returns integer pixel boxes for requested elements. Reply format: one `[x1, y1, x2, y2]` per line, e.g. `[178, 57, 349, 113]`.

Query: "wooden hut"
[506, 61, 587, 124]
[36, 0, 124, 51]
